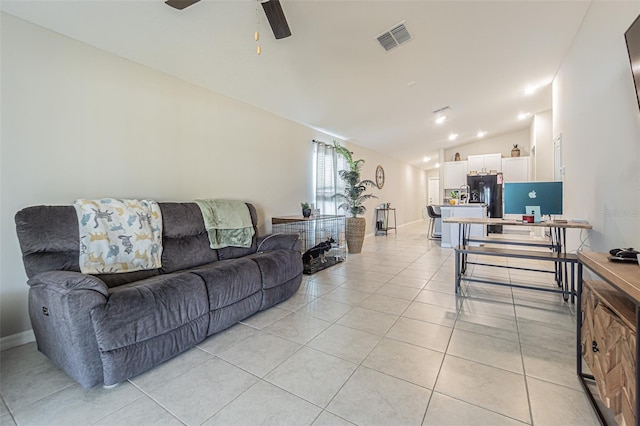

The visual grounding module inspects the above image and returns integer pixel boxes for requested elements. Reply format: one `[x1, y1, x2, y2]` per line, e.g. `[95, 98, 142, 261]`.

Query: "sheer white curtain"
[314, 141, 346, 216]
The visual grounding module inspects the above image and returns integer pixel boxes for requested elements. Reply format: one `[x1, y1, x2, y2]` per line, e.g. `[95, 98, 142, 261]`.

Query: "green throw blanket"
[195, 199, 255, 249]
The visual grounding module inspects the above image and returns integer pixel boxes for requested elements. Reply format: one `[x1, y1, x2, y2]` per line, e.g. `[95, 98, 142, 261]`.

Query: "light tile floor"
[0, 221, 606, 425]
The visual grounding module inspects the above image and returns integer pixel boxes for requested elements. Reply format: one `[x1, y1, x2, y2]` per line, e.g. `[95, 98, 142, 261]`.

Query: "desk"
[443, 217, 591, 300]
[578, 252, 639, 426]
[444, 217, 592, 255]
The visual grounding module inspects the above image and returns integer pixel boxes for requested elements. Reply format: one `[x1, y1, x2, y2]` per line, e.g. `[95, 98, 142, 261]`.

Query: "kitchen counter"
[440, 204, 487, 248]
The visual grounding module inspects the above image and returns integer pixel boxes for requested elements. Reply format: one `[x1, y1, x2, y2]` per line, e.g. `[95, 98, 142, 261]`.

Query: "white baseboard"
[0, 329, 35, 352]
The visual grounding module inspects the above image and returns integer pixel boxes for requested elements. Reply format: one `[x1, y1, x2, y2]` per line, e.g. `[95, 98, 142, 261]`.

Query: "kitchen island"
[439, 204, 486, 248]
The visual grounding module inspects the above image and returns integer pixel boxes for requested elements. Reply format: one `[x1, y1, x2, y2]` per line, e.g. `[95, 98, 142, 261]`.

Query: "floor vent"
[376, 22, 412, 52]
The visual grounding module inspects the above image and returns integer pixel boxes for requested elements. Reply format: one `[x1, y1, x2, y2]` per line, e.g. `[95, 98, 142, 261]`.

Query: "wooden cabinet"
[578, 252, 640, 426]
[467, 153, 502, 174]
[502, 156, 530, 182]
[582, 280, 636, 426]
[443, 161, 468, 189]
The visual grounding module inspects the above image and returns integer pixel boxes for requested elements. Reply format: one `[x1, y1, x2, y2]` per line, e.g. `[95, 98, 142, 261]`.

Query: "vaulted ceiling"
[1, 0, 592, 169]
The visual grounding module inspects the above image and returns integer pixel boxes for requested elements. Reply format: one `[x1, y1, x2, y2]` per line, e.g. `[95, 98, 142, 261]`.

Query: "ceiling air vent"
[376, 22, 412, 52]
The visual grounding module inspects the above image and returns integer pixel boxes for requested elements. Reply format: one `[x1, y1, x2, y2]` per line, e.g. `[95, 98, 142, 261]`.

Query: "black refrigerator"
[467, 174, 503, 233]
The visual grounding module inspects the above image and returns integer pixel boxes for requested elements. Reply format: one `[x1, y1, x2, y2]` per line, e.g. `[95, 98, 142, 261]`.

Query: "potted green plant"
[301, 202, 312, 218]
[333, 141, 378, 253]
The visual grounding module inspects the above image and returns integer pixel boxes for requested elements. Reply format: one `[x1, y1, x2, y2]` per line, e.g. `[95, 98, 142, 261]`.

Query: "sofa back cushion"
[215, 203, 259, 260]
[160, 202, 259, 268]
[15, 201, 260, 285]
[159, 202, 218, 273]
[14, 206, 159, 287]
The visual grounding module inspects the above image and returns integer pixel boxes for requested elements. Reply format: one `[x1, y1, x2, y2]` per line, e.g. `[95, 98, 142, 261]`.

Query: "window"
[313, 141, 346, 216]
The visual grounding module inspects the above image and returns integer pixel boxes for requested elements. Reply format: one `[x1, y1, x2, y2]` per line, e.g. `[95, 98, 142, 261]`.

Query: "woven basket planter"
[345, 217, 366, 254]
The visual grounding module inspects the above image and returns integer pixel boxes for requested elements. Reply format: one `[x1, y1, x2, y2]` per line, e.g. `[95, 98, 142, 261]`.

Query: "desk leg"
[562, 228, 569, 299]
[459, 223, 468, 275]
[550, 227, 559, 285]
[636, 305, 640, 426]
[576, 263, 582, 377]
[571, 262, 575, 304]
[454, 250, 460, 294]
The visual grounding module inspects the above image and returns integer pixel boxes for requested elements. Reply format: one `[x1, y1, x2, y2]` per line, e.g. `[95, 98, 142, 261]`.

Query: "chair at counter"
[426, 205, 441, 240]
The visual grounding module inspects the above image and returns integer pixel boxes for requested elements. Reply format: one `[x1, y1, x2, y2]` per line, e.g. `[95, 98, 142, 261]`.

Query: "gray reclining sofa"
[14, 202, 303, 388]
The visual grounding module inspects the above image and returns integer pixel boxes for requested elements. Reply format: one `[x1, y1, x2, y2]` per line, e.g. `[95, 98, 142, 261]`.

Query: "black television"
[625, 13, 640, 112]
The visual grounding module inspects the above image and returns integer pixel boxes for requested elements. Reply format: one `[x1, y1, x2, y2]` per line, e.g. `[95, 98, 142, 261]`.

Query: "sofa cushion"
[215, 203, 259, 260]
[15, 205, 161, 287]
[248, 250, 304, 289]
[159, 203, 217, 273]
[189, 258, 262, 310]
[15, 206, 81, 277]
[161, 234, 218, 273]
[90, 272, 208, 352]
[94, 269, 161, 289]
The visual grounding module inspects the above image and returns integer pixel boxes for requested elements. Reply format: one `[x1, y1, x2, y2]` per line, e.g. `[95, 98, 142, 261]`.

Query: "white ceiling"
[1, 0, 592, 169]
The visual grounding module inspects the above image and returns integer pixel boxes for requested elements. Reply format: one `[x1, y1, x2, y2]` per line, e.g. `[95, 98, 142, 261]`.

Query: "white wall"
[341, 142, 427, 234]
[0, 13, 426, 338]
[445, 128, 531, 161]
[553, 2, 640, 252]
[531, 110, 553, 181]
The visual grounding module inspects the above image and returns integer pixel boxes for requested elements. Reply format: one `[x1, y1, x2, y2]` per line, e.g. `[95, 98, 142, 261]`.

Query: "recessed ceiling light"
[435, 116, 447, 125]
[408, 81, 416, 87]
[524, 85, 538, 95]
[423, 156, 431, 162]
[477, 130, 487, 138]
[518, 112, 531, 120]
[448, 133, 458, 141]
[435, 163, 440, 168]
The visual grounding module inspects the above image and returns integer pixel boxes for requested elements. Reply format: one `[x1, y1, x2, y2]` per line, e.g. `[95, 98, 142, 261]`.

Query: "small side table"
[375, 208, 397, 236]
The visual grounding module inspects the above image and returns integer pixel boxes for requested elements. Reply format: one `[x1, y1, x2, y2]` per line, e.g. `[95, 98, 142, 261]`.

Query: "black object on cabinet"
[467, 174, 503, 233]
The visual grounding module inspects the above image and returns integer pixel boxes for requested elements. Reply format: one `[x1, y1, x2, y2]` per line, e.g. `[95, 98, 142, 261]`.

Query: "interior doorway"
[553, 134, 563, 181]
[428, 177, 440, 206]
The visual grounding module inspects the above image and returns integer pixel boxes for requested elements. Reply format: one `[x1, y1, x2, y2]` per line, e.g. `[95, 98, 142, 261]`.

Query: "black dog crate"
[271, 214, 346, 275]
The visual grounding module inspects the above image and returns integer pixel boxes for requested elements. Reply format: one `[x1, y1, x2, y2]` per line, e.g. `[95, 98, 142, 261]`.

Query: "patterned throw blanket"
[73, 198, 163, 274]
[195, 199, 255, 249]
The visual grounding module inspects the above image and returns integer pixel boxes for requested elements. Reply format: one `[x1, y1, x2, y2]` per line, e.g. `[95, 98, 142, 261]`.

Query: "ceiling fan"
[165, 0, 292, 39]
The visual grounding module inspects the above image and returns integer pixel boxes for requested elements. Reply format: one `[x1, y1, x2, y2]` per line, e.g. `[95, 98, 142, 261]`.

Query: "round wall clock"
[375, 165, 385, 189]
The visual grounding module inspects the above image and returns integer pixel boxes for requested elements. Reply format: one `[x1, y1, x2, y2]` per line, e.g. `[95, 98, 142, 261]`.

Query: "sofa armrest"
[26, 270, 109, 388]
[256, 233, 301, 252]
[28, 271, 109, 298]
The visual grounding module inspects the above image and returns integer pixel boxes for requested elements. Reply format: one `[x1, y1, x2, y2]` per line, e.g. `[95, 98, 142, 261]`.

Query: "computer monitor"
[504, 181, 563, 216]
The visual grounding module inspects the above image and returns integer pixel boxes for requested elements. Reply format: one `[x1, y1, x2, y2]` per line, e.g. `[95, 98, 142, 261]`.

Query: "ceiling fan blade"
[261, 0, 291, 39]
[165, 0, 200, 10]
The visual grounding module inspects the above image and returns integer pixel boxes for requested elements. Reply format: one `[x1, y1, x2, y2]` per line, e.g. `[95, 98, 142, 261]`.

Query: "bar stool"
[426, 205, 441, 240]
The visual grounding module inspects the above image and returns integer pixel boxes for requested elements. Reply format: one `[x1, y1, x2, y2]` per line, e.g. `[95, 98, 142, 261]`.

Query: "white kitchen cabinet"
[467, 153, 502, 174]
[443, 161, 468, 189]
[501, 156, 530, 182]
